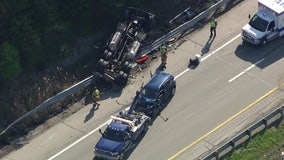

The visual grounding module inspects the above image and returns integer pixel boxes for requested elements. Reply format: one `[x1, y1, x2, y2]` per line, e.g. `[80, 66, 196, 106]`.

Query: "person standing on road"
[160, 43, 168, 67]
[92, 86, 101, 108]
[210, 17, 217, 38]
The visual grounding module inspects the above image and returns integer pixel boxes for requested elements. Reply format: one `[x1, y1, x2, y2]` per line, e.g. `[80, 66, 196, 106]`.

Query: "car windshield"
[140, 87, 157, 99]
[249, 14, 268, 32]
[102, 127, 126, 141]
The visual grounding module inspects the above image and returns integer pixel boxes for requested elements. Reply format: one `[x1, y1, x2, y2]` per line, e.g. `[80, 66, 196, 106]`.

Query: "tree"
[0, 42, 22, 81]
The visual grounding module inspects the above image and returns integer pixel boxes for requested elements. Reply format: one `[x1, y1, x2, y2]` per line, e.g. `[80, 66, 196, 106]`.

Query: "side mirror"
[136, 91, 140, 95]
[248, 14, 251, 19]
[99, 128, 103, 135]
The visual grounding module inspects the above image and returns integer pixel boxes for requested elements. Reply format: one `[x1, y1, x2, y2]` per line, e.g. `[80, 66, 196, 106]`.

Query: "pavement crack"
[61, 121, 84, 134]
[187, 38, 206, 48]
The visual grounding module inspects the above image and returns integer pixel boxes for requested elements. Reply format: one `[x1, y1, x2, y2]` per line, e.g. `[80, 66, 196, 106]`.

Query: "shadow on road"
[84, 105, 98, 123]
[235, 37, 284, 69]
[201, 36, 215, 56]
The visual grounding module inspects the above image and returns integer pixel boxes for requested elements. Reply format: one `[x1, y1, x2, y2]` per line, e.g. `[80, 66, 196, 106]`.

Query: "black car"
[133, 71, 176, 116]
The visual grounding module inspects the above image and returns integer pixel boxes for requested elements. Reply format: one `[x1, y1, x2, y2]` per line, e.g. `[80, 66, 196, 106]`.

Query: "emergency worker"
[160, 44, 167, 65]
[210, 17, 217, 38]
[92, 86, 101, 108]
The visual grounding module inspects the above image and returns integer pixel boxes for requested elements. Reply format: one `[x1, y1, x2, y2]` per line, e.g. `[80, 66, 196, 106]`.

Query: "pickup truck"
[94, 111, 151, 160]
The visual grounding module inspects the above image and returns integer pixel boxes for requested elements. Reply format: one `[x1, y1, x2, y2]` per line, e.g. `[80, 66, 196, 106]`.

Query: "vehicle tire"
[102, 50, 112, 60]
[260, 39, 267, 46]
[95, 59, 107, 71]
[152, 106, 160, 116]
[102, 60, 109, 67]
[171, 86, 176, 96]
[115, 71, 128, 85]
[122, 61, 132, 74]
[143, 121, 150, 132]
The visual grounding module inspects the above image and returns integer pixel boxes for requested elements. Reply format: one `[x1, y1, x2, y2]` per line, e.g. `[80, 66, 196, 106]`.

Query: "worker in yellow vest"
[210, 17, 217, 38]
[92, 86, 101, 108]
[160, 44, 167, 65]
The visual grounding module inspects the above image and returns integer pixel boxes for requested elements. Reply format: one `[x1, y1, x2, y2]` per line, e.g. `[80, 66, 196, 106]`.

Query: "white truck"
[242, 0, 284, 45]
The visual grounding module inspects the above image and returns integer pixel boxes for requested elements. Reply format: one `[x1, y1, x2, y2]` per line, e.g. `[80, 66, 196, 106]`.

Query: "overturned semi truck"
[95, 7, 155, 86]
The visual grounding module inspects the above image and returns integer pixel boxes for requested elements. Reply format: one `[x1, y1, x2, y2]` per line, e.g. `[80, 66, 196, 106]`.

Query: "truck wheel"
[122, 61, 132, 74]
[102, 50, 112, 60]
[96, 59, 108, 71]
[143, 121, 150, 132]
[115, 71, 128, 85]
[171, 86, 176, 96]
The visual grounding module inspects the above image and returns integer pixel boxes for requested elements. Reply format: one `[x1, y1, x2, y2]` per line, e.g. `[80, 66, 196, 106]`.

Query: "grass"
[225, 121, 284, 160]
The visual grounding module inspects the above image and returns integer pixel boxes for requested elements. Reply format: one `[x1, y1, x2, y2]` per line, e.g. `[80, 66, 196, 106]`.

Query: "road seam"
[228, 58, 265, 82]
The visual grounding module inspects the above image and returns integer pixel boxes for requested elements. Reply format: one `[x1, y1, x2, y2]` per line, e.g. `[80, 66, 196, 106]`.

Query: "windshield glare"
[141, 88, 157, 99]
[249, 14, 268, 32]
[103, 127, 126, 141]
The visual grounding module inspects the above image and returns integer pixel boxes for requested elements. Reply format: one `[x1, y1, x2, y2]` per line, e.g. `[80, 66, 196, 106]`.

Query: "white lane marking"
[175, 34, 241, 79]
[228, 58, 265, 83]
[49, 34, 241, 159]
[48, 120, 111, 160]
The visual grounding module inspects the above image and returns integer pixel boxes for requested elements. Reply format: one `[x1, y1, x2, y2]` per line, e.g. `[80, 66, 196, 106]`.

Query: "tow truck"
[93, 102, 151, 160]
[95, 7, 155, 86]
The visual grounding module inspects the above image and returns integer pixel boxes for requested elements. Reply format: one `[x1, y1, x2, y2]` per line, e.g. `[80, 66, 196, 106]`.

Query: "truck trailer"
[242, 0, 284, 45]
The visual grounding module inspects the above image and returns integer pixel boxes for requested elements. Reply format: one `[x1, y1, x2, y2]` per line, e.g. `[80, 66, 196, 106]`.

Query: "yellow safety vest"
[210, 19, 217, 27]
[94, 89, 100, 99]
[160, 45, 167, 54]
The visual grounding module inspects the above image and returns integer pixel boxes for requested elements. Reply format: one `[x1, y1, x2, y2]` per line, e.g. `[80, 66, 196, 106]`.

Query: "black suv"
[133, 71, 176, 116]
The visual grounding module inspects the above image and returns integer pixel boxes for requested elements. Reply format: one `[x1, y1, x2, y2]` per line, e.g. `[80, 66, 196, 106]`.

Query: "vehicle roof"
[108, 121, 129, 132]
[144, 71, 173, 91]
[259, 0, 284, 15]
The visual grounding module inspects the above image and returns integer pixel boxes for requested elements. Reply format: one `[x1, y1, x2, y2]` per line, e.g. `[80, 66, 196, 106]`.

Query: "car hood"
[242, 23, 265, 39]
[95, 137, 124, 152]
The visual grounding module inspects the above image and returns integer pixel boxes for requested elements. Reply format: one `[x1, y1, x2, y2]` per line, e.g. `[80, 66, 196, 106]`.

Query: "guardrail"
[202, 105, 284, 160]
[0, 76, 93, 136]
[0, 0, 243, 136]
[137, 0, 242, 58]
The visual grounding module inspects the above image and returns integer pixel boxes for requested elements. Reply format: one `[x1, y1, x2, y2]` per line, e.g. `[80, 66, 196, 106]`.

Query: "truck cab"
[94, 121, 132, 160]
[242, 0, 284, 45]
[94, 113, 150, 160]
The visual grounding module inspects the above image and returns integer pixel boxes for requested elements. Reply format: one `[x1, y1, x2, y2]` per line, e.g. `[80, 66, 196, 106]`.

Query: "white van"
[242, 0, 284, 45]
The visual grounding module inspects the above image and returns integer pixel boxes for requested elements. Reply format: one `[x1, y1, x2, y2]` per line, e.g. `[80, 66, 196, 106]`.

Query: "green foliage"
[0, 42, 22, 80]
[60, 44, 73, 58]
[0, 0, 96, 74]
[0, 0, 143, 77]
[226, 123, 284, 160]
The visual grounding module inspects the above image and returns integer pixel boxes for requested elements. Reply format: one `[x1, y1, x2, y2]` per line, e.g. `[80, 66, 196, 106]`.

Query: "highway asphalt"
[3, 0, 284, 160]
